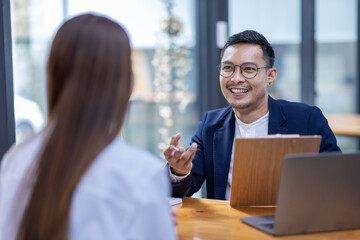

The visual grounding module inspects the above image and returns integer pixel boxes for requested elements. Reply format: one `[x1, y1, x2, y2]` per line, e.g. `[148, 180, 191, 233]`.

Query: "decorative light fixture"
[152, 0, 193, 154]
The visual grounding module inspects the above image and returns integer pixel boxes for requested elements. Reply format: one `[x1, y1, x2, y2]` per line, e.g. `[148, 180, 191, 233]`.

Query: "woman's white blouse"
[0, 132, 176, 240]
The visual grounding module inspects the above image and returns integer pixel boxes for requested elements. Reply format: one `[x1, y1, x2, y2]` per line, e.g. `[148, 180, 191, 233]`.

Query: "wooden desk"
[173, 197, 360, 240]
[325, 114, 360, 136]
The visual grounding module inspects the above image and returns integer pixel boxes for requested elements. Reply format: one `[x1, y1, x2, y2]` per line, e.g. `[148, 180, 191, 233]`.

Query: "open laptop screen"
[241, 152, 360, 236]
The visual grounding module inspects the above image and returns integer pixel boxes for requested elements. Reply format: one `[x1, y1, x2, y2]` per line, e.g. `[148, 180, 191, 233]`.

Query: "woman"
[0, 13, 176, 240]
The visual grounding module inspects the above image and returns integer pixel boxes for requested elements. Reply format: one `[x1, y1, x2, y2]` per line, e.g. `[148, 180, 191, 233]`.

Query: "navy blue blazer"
[172, 96, 341, 200]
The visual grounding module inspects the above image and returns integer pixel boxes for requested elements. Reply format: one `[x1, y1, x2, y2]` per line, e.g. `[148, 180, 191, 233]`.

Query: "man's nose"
[231, 66, 246, 82]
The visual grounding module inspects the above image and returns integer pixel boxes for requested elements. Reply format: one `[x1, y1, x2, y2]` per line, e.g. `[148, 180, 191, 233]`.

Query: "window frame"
[0, 0, 15, 160]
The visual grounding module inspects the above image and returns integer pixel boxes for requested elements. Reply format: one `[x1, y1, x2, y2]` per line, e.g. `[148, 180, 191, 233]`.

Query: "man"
[164, 30, 340, 200]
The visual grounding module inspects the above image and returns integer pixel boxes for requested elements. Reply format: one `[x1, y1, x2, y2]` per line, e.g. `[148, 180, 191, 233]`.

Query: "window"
[229, 0, 301, 101]
[11, 0, 198, 157]
[315, 0, 358, 151]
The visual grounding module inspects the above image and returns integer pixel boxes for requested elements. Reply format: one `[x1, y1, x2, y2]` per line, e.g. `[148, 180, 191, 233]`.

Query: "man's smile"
[230, 88, 248, 93]
[228, 86, 250, 94]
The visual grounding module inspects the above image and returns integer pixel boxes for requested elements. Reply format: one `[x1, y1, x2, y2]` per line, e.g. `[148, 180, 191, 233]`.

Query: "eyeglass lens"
[219, 62, 259, 79]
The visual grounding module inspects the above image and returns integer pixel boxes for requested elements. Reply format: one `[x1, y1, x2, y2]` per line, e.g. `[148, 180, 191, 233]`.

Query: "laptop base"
[241, 215, 275, 235]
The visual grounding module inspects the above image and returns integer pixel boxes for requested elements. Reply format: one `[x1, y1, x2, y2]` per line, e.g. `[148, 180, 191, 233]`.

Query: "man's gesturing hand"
[163, 133, 197, 176]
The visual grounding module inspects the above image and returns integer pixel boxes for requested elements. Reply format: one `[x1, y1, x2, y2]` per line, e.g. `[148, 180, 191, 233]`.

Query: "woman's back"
[0, 131, 176, 240]
[0, 13, 176, 240]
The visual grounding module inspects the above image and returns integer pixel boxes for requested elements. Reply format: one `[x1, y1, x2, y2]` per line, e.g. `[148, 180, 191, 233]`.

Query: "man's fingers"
[172, 146, 185, 159]
[179, 143, 197, 165]
[164, 144, 184, 164]
[163, 145, 174, 160]
[164, 141, 197, 175]
[186, 143, 198, 163]
[169, 133, 182, 146]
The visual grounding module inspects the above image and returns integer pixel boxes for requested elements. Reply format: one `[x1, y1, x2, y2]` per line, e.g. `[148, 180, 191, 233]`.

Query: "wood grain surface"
[173, 197, 360, 240]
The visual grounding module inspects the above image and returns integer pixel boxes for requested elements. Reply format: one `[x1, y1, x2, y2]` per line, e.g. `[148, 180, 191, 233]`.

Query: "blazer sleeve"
[309, 107, 341, 152]
[171, 171, 192, 197]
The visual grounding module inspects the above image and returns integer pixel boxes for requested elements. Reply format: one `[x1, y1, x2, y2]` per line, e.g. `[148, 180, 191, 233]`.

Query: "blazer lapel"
[213, 108, 235, 199]
[268, 96, 288, 134]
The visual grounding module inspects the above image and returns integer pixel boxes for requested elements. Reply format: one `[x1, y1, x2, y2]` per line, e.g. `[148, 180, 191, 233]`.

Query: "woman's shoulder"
[0, 131, 46, 179]
[78, 138, 167, 196]
[99, 138, 164, 172]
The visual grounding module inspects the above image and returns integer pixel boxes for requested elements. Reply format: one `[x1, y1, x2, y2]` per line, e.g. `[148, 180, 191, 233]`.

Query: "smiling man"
[164, 30, 341, 200]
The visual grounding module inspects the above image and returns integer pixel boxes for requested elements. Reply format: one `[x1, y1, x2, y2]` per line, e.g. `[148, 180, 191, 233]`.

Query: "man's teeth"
[231, 88, 248, 93]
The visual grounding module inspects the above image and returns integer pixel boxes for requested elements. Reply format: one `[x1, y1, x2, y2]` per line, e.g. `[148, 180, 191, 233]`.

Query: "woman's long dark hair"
[16, 13, 132, 240]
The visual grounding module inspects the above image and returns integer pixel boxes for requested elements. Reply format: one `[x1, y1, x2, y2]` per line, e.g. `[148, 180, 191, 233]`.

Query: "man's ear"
[267, 68, 277, 86]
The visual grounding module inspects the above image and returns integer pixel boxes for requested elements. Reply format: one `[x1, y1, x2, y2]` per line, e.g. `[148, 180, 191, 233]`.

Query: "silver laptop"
[241, 152, 360, 236]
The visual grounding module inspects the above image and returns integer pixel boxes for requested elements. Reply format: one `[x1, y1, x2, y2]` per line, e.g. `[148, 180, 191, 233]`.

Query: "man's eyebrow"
[241, 62, 257, 65]
[221, 61, 257, 65]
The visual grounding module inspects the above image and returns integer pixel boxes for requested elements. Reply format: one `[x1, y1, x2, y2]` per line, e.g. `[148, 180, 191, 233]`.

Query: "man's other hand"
[163, 133, 197, 176]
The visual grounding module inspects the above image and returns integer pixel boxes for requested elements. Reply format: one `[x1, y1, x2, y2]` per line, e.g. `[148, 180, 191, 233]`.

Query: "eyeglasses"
[217, 62, 270, 79]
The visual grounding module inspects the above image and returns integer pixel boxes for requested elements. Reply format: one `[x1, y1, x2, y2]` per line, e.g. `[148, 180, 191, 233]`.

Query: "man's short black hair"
[220, 30, 275, 68]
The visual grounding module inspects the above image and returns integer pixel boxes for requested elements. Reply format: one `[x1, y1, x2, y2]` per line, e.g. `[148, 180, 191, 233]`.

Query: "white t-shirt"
[0, 131, 176, 240]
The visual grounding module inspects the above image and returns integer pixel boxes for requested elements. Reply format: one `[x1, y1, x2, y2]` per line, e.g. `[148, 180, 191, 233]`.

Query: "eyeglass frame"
[216, 62, 271, 79]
